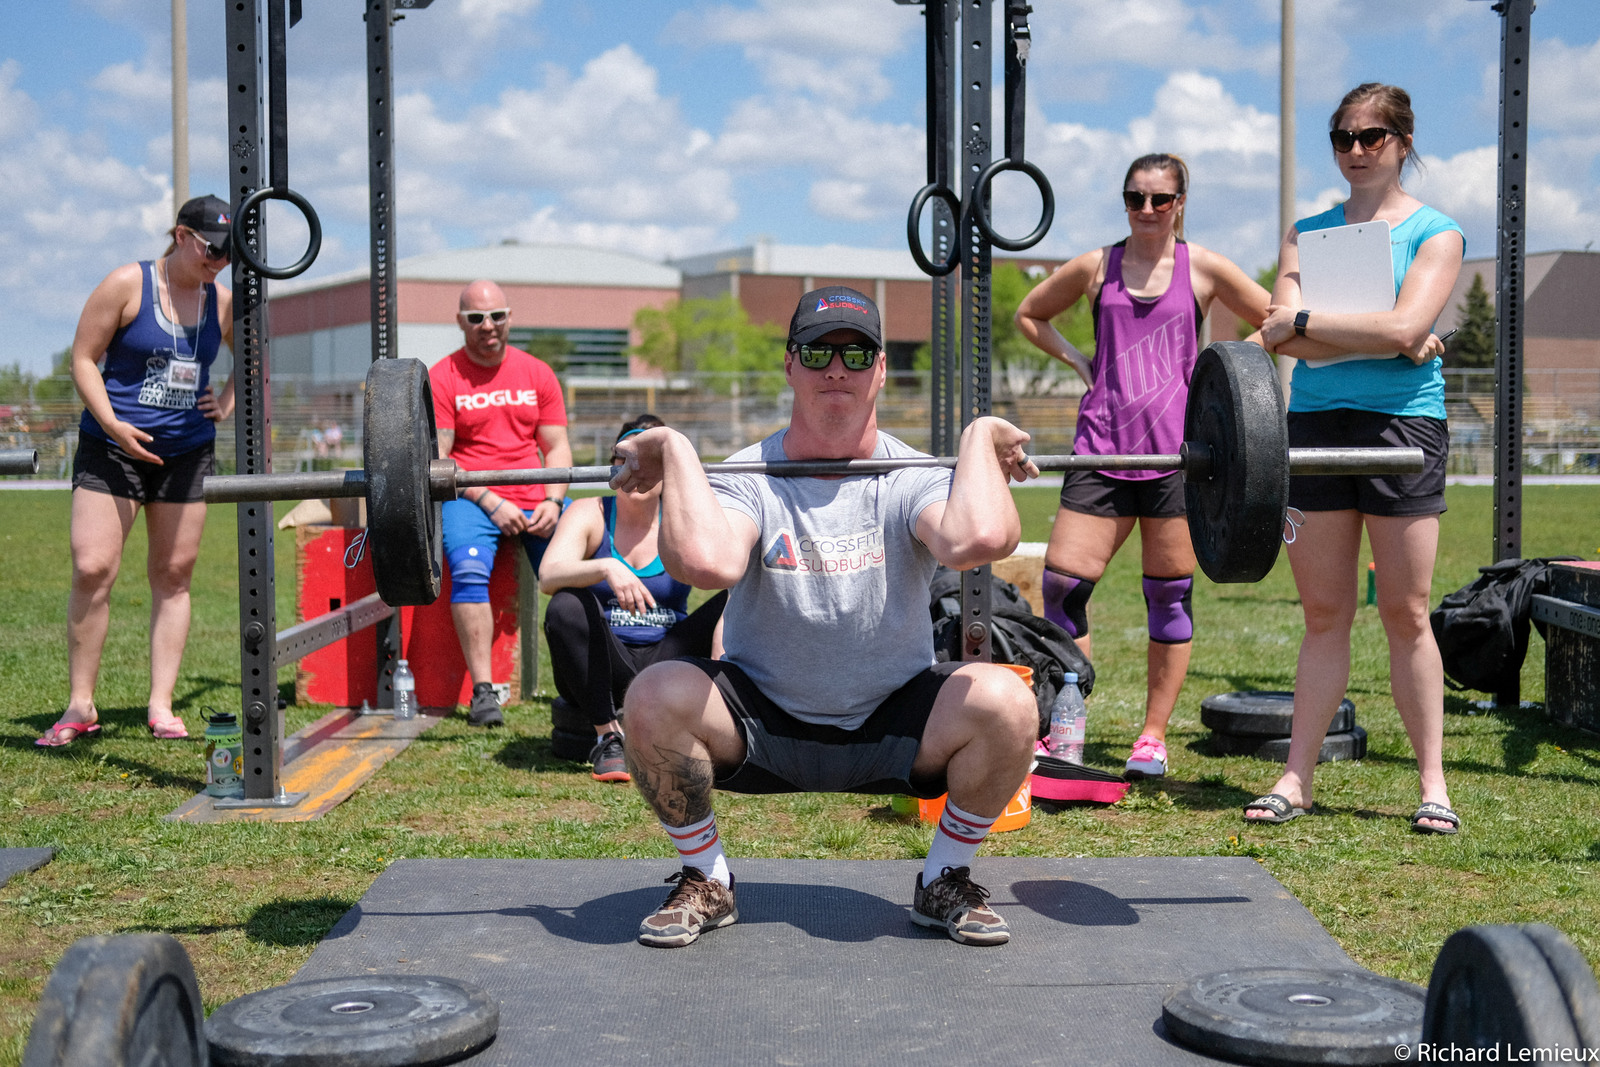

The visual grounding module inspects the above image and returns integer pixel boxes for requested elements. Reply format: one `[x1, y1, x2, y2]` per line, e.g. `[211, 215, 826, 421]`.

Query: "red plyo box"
[295, 526, 522, 709]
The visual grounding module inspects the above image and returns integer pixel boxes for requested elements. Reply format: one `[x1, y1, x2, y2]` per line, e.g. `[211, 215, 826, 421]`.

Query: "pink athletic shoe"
[1124, 734, 1168, 779]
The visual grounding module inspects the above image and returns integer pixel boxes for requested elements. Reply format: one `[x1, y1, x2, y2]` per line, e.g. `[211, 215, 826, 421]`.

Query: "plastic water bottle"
[393, 659, 417, 720]
[202, 709, 244, 799]
[1047, 672, 1087, 765]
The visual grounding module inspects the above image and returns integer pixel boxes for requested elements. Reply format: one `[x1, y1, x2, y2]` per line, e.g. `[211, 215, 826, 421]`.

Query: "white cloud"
[1532, 35, 1600, 133]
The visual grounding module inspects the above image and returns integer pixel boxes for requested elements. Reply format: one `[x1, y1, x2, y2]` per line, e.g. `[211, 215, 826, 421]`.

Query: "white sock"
[662, 811, 731, 887]
[922, 800, 997, 885]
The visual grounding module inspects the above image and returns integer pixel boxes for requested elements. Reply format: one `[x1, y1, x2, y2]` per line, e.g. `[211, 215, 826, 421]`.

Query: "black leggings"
[543, 587, 729, 727]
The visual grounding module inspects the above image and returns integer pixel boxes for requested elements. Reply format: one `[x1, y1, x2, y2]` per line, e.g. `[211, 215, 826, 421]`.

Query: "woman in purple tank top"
[39, 196, 237, 748]
[1016, 154, 1270, 781]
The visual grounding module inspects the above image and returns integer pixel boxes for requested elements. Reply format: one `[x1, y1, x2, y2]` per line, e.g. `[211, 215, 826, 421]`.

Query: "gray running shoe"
[467, 683, 503, 727]
[638, 867, 738, 948]
[912, 865, 1010, 945]
[588, 731, 630, 782]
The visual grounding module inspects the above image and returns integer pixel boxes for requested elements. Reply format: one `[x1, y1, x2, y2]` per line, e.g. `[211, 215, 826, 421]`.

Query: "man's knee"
[623, 661, 714, 733]
[1142, 574, 1194, 644]
[1043, 566, 1094, 638]
[965, 665, 1041, 747]
[446, 544, 494, 604]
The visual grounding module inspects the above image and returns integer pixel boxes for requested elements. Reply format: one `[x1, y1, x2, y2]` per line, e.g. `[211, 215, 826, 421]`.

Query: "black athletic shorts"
[1059, 469, 1186, 519]
[677, 658, 964, 799]
[1287, 409, 1448, 517]
[72, 435, 215, 505]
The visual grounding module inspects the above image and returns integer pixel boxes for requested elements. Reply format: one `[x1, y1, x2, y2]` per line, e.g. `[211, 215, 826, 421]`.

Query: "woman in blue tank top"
[39, 196, 237, 747]
[1247, 84, 1464, 835]
[539, 415, 727, 782]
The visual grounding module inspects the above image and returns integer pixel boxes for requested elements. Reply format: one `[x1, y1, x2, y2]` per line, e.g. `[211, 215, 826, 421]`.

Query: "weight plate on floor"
[1520, 923, 1600, 1051]
[1183, 341, 1290, 584]
[1425, 925, 1583, 1053]
[1201, 690, 1355, 737]
[23, 934, 206, 1067]
[365, 358, 442, 607]
[1210, 726, 1366, 763]
[207, 974, 498, 1067]
[1162, 966, 1424, 1065]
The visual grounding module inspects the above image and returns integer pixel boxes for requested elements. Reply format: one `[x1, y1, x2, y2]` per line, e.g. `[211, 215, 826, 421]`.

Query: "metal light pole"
[171, 0, 189, 213]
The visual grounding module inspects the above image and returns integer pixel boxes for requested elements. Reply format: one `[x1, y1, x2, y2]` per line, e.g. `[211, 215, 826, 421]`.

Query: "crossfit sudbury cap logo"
[814, 294, 869, 317]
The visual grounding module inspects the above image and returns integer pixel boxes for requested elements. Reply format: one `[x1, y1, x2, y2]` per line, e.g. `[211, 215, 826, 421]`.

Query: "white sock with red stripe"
[662, 811, 730, 887]
[921, 800, 997, 885]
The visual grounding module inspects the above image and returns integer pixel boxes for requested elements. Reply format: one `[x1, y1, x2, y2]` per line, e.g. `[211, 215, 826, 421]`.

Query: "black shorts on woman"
[1059, 468, 1186, 519]
[72, 435, 216, 504]
[1287, 408, 1448, 516]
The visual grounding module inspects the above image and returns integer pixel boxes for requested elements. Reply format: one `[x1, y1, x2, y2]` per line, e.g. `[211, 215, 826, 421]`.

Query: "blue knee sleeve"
[1143, 575, 1194, 644]
[1043, 567, 1094, 638]
[447, 544, 494, 604]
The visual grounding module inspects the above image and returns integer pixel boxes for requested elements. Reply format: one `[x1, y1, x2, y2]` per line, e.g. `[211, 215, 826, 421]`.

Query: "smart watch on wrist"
[1293, 309, 1310, 337]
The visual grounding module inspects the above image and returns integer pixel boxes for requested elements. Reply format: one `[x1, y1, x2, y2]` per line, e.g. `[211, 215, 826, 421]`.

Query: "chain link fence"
[6, 368, 1598, 482]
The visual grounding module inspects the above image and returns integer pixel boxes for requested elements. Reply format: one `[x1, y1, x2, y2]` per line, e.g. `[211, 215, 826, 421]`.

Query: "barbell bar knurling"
[201, 447, 1423, 504]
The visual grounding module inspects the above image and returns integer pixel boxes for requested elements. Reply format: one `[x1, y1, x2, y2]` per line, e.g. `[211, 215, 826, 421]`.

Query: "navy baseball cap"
[788, 286, 883, 348]
[175, 194, 232, 246]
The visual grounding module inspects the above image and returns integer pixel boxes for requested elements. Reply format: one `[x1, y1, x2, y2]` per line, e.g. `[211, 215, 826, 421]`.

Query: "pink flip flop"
[147, 715, 189, 740]
[36, 720, 102, 747]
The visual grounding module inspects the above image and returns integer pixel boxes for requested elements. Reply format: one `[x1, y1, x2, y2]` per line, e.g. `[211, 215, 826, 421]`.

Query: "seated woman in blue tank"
[539, 414, 727, 783]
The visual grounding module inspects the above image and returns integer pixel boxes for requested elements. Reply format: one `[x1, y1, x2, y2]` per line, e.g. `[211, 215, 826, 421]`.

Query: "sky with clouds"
[3, 0, 1597, 376]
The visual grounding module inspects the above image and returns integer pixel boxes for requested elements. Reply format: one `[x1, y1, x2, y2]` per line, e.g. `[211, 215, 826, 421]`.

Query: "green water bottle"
[203, 709, 244, 799]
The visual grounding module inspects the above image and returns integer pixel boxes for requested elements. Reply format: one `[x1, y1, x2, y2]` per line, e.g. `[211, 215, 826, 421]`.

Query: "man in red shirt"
[431, 280, 572, 726]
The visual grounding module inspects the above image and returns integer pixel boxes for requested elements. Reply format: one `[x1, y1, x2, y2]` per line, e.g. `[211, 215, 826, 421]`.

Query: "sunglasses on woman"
[189, 231, 229, 261]
[1329, 127, 1399, 153]
[462, 309, 510, 325]
[791, 342, 879, 371]
[1122, 191, 1179, 212]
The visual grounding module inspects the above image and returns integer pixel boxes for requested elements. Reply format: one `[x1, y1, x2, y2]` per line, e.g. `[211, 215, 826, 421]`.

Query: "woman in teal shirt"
[1248, 83, 1464, 835]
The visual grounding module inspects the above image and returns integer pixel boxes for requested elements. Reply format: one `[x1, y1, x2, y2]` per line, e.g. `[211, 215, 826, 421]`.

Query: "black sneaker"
[589, 731, 630, 782]
[912, 865, 1010, 945]
[467, 683, 503, 727]
[638, 867, 738, 948]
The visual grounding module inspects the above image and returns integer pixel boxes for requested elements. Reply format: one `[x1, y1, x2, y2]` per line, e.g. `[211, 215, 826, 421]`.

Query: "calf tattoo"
[626, 741, 716, 826]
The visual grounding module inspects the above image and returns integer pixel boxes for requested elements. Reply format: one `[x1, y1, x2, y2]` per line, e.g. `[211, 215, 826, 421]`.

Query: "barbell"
[203, 341, 1424, 606]
[0, 448, 39, 476]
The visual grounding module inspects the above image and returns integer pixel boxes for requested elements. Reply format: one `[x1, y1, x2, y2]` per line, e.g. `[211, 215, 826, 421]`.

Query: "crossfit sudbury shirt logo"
[762, 528, 886, 575]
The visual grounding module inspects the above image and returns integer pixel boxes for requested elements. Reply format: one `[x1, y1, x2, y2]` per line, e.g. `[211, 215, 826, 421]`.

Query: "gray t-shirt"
[709, 430, 953, 729]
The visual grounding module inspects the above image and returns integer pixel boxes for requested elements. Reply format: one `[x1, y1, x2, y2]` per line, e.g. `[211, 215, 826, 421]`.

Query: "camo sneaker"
[467, 683, 503, 728]
[638, 867, 738, 948]
[589, 731, 630, 782]
[912, 866, 1010, 945]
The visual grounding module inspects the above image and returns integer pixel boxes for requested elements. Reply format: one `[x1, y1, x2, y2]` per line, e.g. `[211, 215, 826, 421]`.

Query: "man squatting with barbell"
[609, 286, 1043, 947]
[431, 280, 572, 727]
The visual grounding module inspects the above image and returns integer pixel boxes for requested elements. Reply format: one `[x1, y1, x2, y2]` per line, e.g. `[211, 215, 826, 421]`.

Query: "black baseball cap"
[787, 285, 883, 348]
[175, 195, 232, 247]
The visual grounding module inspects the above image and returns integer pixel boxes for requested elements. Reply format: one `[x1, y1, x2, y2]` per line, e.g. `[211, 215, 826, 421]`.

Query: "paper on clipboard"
[1296, 219, 1395, 366]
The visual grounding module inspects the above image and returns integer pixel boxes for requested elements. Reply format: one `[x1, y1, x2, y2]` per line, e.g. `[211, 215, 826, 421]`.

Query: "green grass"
[3, 484, 1600, 1062]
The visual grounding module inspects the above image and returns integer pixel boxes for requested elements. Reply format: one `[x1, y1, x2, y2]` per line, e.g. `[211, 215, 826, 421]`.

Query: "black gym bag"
[1429, 557, 1580, 694]
[929, 567, 1094, 739]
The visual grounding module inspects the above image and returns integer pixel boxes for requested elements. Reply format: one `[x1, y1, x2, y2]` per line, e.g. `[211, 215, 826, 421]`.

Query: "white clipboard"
[1296, 219, 1395, 365]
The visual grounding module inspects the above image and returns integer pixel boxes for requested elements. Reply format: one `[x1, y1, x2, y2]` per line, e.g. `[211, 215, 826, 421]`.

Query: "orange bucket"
[888, 663, 1034, 832]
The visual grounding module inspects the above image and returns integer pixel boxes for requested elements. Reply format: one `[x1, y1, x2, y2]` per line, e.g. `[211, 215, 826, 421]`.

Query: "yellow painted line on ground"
[165, 707, 450, 824]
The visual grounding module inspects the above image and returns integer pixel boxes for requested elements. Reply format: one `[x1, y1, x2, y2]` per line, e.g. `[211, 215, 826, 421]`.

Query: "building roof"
[1446, 250, 1600, 340]
[272, 242, 682, 296]
[672, 240, 927, 281]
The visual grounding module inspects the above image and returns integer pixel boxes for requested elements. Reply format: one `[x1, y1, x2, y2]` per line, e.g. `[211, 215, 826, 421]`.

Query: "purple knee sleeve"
[1142, 575, 1194, 644]
[1043, 567, 1093, 638]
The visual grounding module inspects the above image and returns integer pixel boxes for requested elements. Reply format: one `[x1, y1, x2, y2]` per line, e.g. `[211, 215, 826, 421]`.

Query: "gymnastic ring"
[906, 183, 962, 277]
[230, 186, 323, 280]
[970, 158, 1055, 252]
